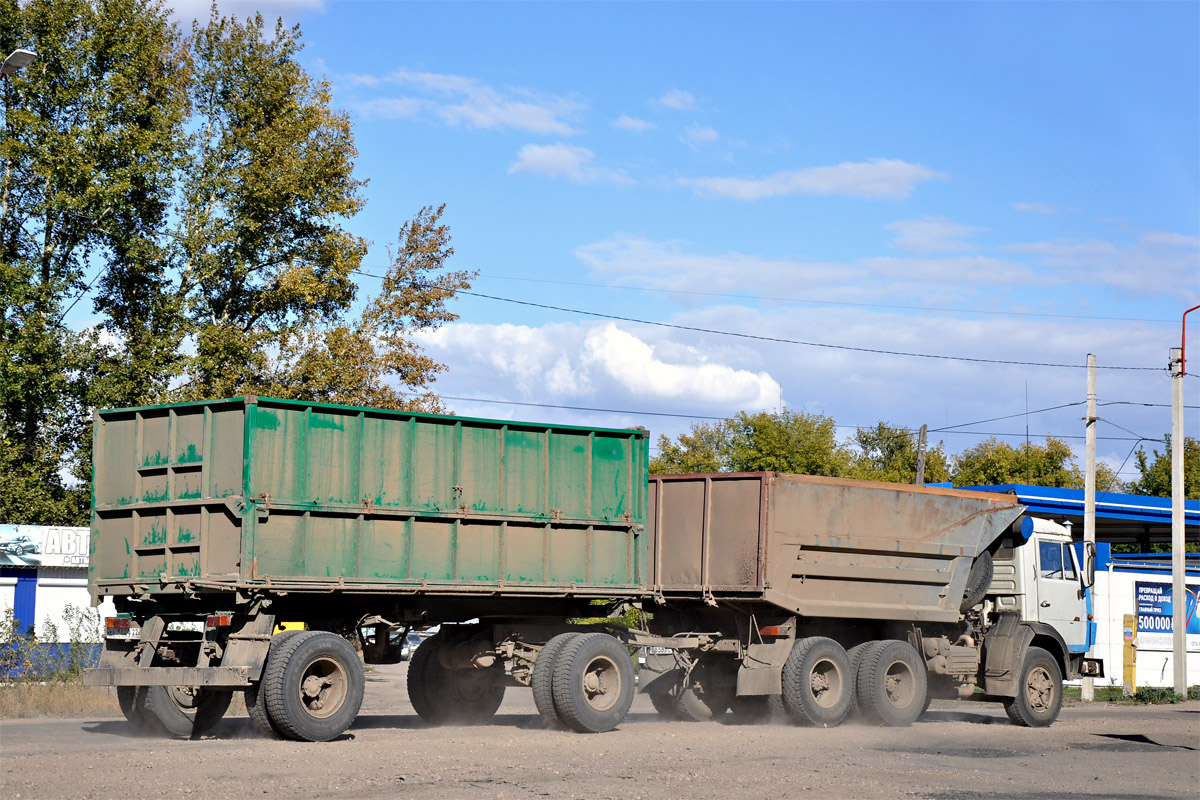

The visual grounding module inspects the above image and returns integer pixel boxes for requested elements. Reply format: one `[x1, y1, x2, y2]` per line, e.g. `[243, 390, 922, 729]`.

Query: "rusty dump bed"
[89, 397, 649, 602]
[648, 473, 1024, 623]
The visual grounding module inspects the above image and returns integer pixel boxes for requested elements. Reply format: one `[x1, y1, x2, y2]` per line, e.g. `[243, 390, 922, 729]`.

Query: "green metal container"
[90, 397, 649, 601]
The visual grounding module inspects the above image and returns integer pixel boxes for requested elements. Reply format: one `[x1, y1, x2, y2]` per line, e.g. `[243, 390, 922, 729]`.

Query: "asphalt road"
[2, 663, 1196, 800]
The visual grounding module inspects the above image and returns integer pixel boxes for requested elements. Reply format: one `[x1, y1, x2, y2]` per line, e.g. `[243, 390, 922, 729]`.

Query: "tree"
[1128, 435, 1199, 500]
[847, 422, 951, 484]
[1, 0, 187, 525]
[650, 409, 853, 477]
[951, 436, 1122, 492]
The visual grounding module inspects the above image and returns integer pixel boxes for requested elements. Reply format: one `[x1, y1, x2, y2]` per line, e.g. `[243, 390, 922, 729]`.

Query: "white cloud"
[657, 89, 696, 110]
[681, 123, 720, 149]
[508, 143, 633, 185]
[355, 97, 428, 120]
[1012, 201, 1070, 215]
[1007, 234, 1199, 298]
[886, 217, 982, 254]
[348, 70, 584, 136]
[1139, 231, 1200, 249]
[679, 158, 944, 201]
[612, 115, 655, 133]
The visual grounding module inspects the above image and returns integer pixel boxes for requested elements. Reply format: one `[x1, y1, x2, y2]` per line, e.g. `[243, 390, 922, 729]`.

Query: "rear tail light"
[205, 614, 232, 629]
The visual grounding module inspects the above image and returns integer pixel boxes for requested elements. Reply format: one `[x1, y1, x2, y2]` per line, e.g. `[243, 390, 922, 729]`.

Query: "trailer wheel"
[649, 691, 681, 721]
[781, 636, 852, 728]
[141, 684, 233, 739]
[407, 634, 441, 722]
[532, 633, 578, 727]
[1003, 647, 1062, 728]
[245, 631, 303, 738]
[117, 686, 154, 733]
[960, 551, 994, 612]
[675, 685, 729, 721]
[262, 631, 364, 742]
[408, 633, 505, 725]
[728, 694, 772, 723]
[856, 639, 927, 727]
[551, 632, 635, 733]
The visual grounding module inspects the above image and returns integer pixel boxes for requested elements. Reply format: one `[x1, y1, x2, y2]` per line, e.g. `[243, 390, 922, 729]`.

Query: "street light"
[1, 49, 37, 78]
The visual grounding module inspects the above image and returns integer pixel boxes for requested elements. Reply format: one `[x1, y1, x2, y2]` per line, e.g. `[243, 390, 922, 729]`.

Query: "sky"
[165, 1, 1198, 481]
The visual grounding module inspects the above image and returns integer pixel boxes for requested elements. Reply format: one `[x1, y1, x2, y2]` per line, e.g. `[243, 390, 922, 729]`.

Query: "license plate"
[106, 627, 141, 640]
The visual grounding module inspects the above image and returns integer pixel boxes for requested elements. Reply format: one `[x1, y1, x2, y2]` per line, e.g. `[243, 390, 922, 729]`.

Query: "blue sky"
[168, 1, 1198, 480]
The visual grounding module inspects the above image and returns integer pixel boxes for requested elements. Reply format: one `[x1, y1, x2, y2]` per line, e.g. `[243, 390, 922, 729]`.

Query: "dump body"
[90, 397, 649, 603]
[648, 472, 1024, 622]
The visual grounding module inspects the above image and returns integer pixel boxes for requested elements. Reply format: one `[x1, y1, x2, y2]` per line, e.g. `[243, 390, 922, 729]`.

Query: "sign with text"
[0, 525, 91, 568]
[1135, 581, 1200, 652]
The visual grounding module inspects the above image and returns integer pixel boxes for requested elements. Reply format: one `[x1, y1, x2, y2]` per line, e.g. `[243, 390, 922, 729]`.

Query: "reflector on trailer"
[205, 614, 232, 628]
[759, 625, 785, 637]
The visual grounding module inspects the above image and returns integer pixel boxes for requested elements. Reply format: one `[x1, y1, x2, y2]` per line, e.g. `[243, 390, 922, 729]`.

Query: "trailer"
[85, 397, 1101, 740]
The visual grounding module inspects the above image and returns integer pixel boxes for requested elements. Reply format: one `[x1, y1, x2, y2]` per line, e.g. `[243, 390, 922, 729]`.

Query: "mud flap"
[735, 640, 790, 696]
[982, 614, 1034, 698]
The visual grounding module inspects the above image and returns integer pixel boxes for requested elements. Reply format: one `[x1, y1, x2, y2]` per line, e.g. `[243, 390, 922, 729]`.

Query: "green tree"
[1128, 435, 1199, 500]
[1, 0, 187, 525]
[951, 435, 1122, 491]
[847, 422, 951, 484]
[650, 420, 728, 475]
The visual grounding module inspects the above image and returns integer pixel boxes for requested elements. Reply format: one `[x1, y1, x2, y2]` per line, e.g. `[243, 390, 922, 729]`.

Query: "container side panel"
[307, 410, 359, 505]
[359, 516, 408, 580]
[140, 413, 169, 467]
[173, 410, 205, 465]
[360, 416, 411, 507]
[591, 435, 630, 519]
[461, 427, 502, 513]
[456, 522, 501, 582]
[548, 527, 588, 584]
[411, 519, 453, 580]
[249, 406, 307, 503]
[591, 528, 632, 585]
[92, 513, 135, 581]
[411, 421, 458, 511]
[207, 406, 245, 500]
[708, 478, 764, 588]
[658, 480, 705, 587]
[549, 433, 590, 518]
[503, 429, 546, 514]
[504, 524, 546, 583]
[304, 514, 356, 578]
[174, 509, 201, 547]
[94, 415, 137, 506]
[205, 505, 242, 578]
[253, 512, 304, 577]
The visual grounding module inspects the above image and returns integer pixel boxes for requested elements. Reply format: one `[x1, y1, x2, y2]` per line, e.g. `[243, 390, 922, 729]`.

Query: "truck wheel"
[141, 685, 233, 739]
[117, 686, 155, 733]
[675, 685, 729, 721]
[960, 551, 994, 612]
[442, 665, 506, 724]
[532, 633, 578, 727]
[767, 694, 788, 721]
[407, 634, 441, 723]
[856, 639, 927, 727]
[246, 630, 303, 738]
[781, 636, 852, 728]
[1003, 647, 1063, 728]
[649, 691, 682, 721]
[728, 694, 772, 723]
[844, 641, 876, 717]
[551, 632, 635, 733]
[262, 631, 365, 742]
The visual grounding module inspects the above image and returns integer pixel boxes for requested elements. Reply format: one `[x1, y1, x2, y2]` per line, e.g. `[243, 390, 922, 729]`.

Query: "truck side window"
[1061, 546, 1078, 581]
[1038, 541, 1064, 579]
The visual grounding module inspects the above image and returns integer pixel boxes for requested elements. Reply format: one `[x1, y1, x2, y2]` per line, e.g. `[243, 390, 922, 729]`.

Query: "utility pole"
[1170, 346, 1186, 697]
[1082, 354, 1097, 702]
[915, 424, 928, 486]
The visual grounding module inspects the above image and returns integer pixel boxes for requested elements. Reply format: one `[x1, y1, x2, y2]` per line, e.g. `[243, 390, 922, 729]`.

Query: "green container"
[90, 397, 649, 600]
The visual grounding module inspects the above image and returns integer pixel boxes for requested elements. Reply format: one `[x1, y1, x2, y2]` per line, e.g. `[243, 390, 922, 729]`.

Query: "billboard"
[0, 525, 91, 568]
[1135, 580, 1200, 652]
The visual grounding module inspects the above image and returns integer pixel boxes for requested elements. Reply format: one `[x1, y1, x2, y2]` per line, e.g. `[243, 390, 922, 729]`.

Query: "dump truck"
[84, 396, 1102, 741]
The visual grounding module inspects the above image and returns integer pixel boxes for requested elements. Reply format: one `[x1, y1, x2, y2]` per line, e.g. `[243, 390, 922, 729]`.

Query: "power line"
[1097, 418, 1165, 443]
[929, 401, 1086, 432]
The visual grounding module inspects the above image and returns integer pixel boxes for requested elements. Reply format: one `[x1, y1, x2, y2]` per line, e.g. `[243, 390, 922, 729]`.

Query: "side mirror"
[1083, 541, 1096, 588]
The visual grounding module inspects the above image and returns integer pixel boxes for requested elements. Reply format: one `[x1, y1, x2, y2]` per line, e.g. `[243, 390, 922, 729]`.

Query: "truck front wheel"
[781, 636, 852, 728]
[262, 631, 365, 742]
[1004, 646, 1063, 727]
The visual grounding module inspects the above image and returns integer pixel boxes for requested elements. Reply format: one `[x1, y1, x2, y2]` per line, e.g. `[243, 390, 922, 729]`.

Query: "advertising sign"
[0, 525, 91, 568]
[1135, 581, 1200, 652]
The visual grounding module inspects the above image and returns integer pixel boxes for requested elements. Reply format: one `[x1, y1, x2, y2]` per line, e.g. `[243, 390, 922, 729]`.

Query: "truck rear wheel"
[781, 636, 852, 728]
[262, 631, 364, 742]
[246, 630, 303, 738]
[855, 639, 927, 727]
[117, 686, 152, 733]
[141, 684, 232, 739]
[728, 694, 772, 723]
[649, 690, 681, 720]
[532, 633, 578, 727]
[1004, 646, 1062, 728]
[551, 632, 635, 733]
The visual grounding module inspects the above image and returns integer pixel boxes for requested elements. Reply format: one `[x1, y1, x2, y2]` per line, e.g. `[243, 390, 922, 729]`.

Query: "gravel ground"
[2, 663, 1196, 800]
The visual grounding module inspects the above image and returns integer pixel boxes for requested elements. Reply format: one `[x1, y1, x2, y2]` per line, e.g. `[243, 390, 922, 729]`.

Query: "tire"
[845, 640, 877, 717]
[246, 630, 303, 738]
[141, 685, 233, 739]
[728, 694, 772, 723]
[960, 551, 994, 612]
[767, 694, 788, 721]
[551, 632, 635, 733]
[262, 631, 365, 742]
[532, 633, 578, 727]
[856, 639, 928, 728]
[407, 633, 505, 725]
[780, 636, 852, 728]
[407, 634, 441, 723]
[675, 685, 729, 722]
[649, 691, 681, 721]
[117, 686, 155, 734]
[1003, 647, 1063, 728]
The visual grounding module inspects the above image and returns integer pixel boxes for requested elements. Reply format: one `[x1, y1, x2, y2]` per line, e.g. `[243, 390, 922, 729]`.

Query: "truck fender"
[1021, 622, 1075, 680]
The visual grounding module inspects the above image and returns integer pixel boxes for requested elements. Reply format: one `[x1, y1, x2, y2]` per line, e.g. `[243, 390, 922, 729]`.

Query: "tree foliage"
[0, 1, 472, 525]
[951, 436, 1122, 492]
[846, 422, 951, 484]
[1128, 435, 1199, 500]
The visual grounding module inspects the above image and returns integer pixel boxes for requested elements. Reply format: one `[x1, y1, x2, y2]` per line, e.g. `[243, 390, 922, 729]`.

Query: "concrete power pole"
[915, 424, 928, 486]
[1083, 354, 1097, 702]
[1170, 347, 1186, 697]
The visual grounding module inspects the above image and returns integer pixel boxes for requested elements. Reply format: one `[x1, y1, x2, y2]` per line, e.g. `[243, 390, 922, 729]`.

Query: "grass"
[1063, 684, 1200, 704]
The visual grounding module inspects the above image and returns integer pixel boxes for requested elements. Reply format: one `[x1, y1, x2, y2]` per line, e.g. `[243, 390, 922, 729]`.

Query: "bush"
[0, 605, 103, 682]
